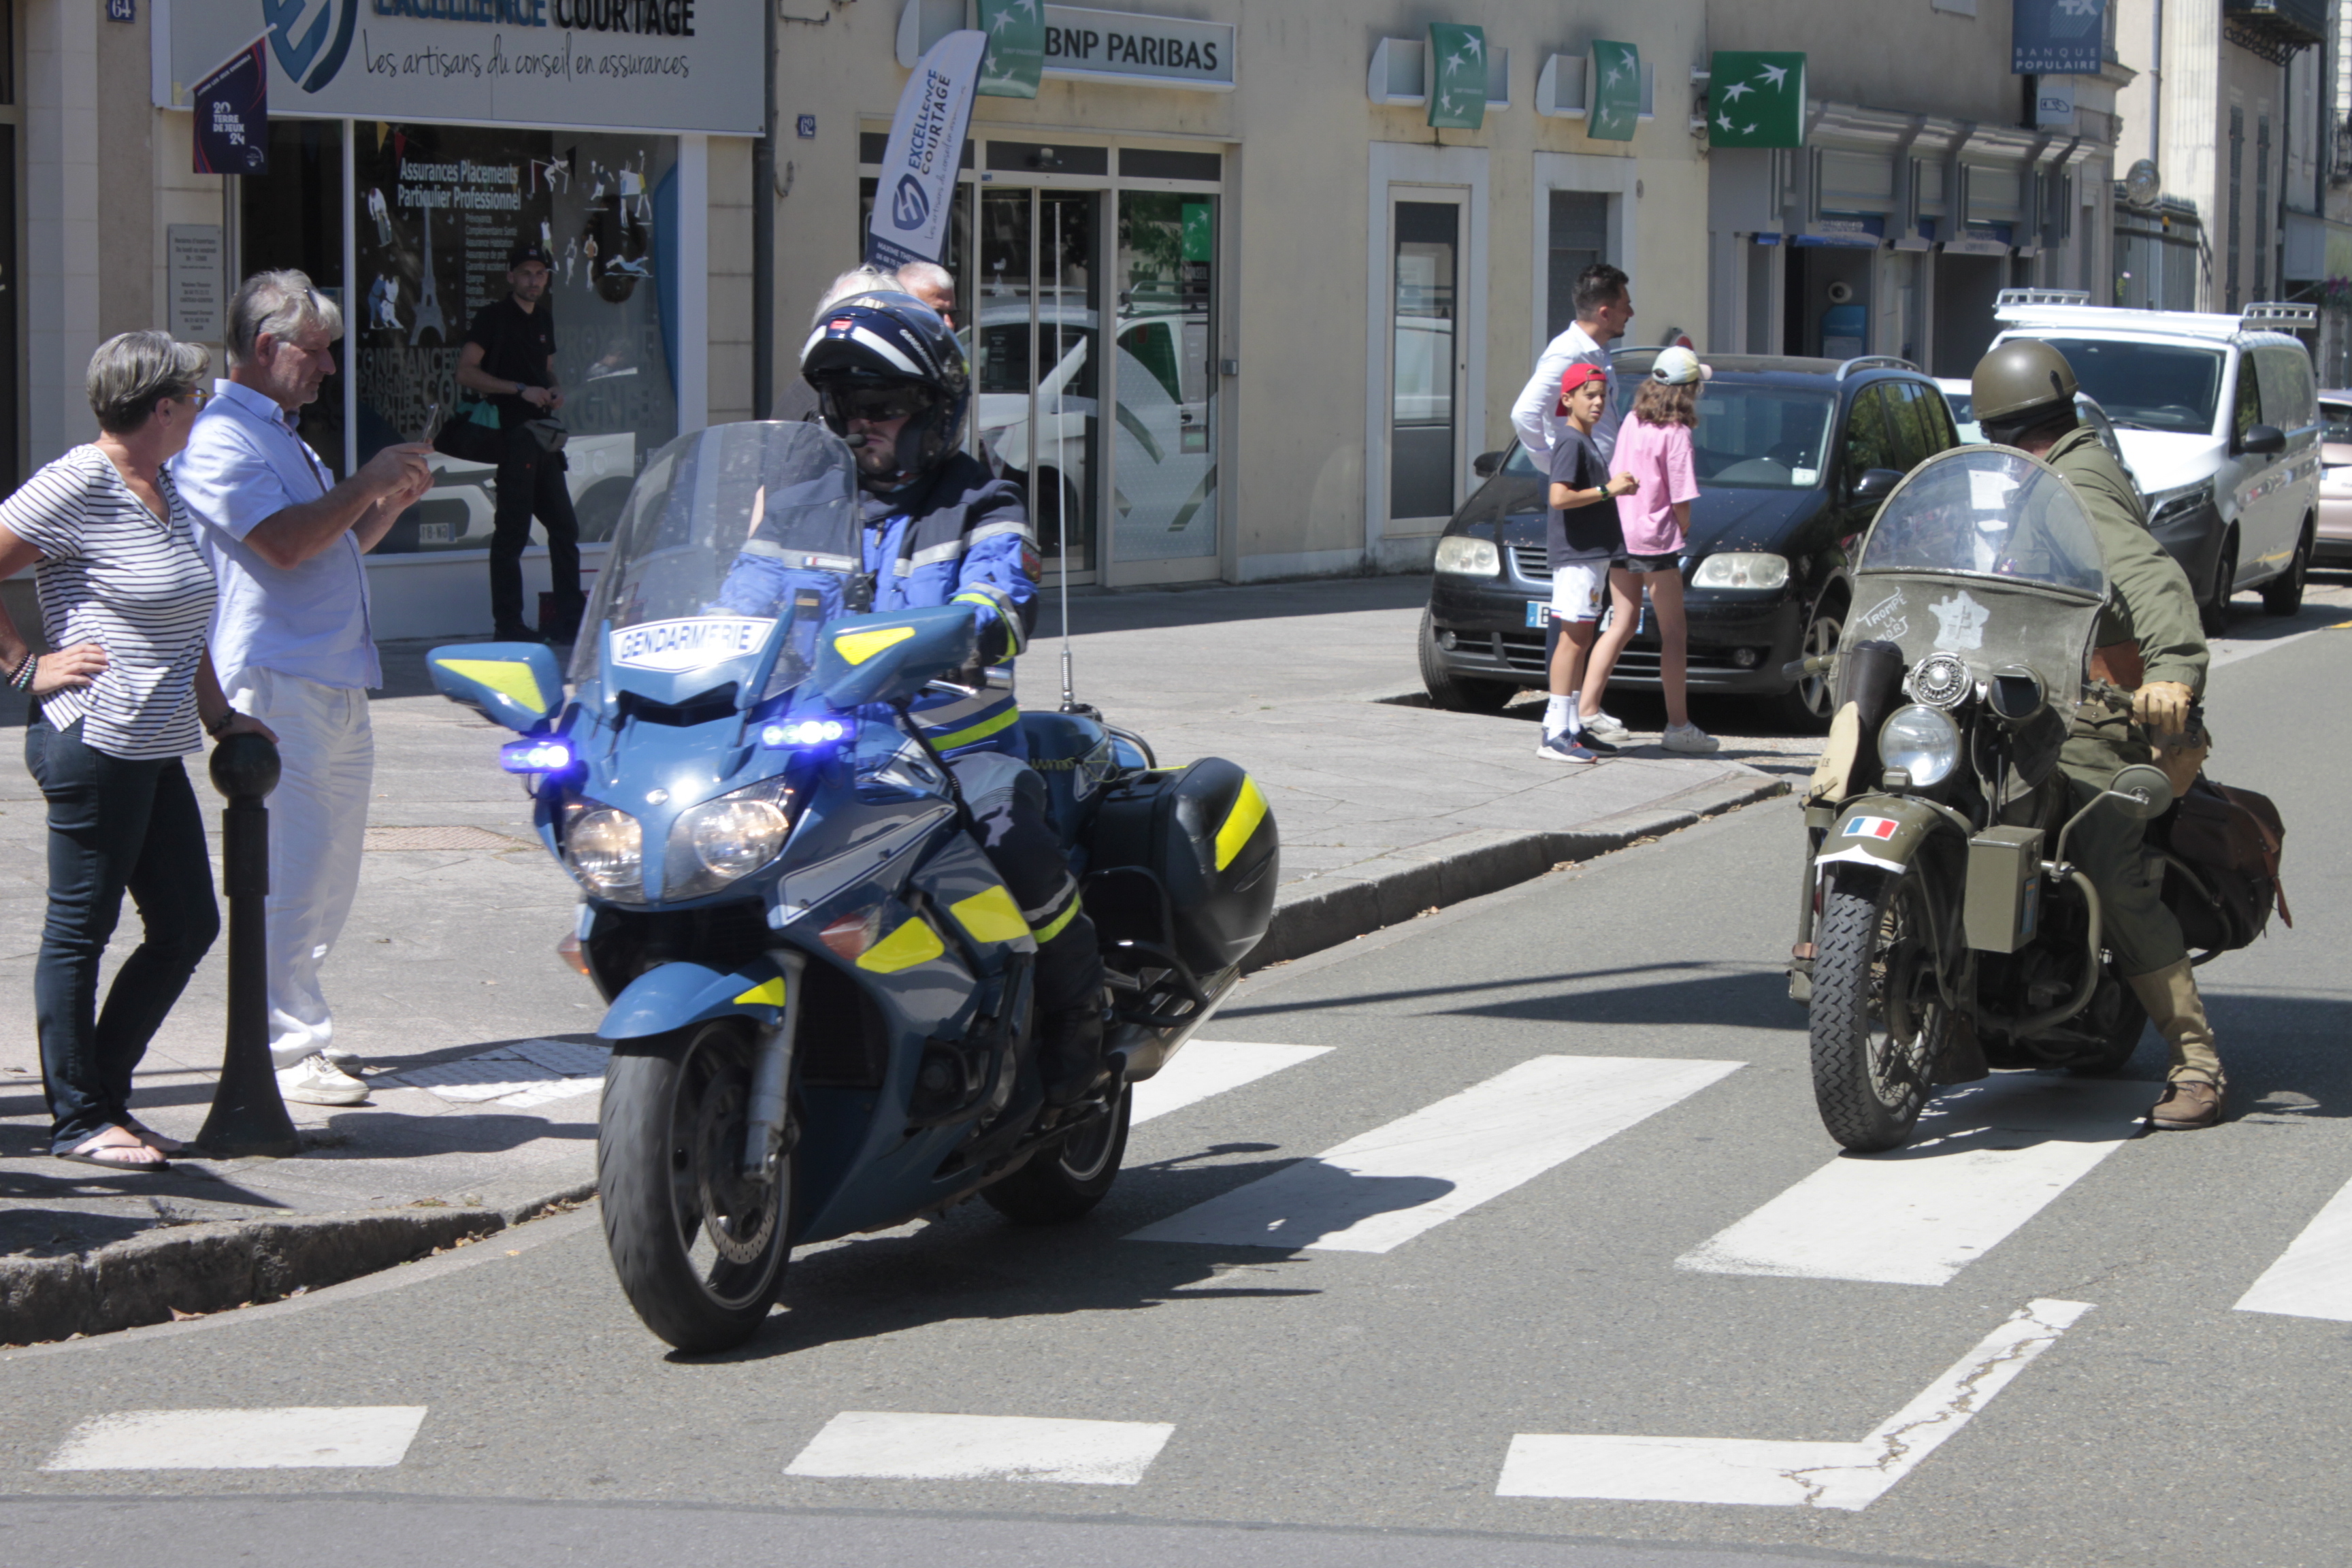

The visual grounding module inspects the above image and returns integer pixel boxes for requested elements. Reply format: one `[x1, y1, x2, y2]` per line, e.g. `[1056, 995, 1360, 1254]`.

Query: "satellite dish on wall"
[2125, 159, 2162, 210]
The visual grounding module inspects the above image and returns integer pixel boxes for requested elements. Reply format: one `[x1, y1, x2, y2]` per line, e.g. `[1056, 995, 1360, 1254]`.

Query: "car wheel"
[2200, 530, 2239, 636]
[1418, 608, 1516, 713]
[2261, 521, 2312, 617]
[1772, 592, 1846, 732]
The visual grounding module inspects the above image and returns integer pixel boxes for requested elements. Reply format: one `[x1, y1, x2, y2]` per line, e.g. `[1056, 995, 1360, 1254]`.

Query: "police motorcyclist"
[732, 288, 1110, 1107]
[1970, 340, 2224, 1130]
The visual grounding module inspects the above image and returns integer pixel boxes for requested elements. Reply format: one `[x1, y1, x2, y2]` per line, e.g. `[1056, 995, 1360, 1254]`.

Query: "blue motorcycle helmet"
[798, 289, 971, 495]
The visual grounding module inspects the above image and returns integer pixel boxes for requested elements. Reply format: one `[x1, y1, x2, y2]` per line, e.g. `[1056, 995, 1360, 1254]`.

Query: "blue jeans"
[24, 713, 220, 1154]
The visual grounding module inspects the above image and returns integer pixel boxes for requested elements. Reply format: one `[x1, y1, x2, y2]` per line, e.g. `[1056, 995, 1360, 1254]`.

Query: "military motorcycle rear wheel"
[982, 1086, 1132, 1224]
[1810, 867, 1948, 1152]
[599, 1020, 791, 1354]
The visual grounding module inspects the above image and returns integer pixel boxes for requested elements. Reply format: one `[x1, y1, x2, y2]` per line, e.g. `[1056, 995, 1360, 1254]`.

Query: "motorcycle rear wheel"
[599, 1020, 790, 1353]
[1810, 868, 1948, 1152]
[982, 1087, 1132, 1224]
[2066, 970, 2150, 1077]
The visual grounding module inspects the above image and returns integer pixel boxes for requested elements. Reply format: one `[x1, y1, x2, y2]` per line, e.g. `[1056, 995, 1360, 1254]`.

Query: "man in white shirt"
[172, 272, 433, 1107]
[1511, 263, 1635, 463]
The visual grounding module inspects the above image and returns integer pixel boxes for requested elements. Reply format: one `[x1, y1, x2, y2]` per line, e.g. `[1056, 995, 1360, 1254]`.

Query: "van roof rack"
[2240, 301, 2319, 329]
[1995, 288, 2093, 309]
[1835, 355, 1921, 380]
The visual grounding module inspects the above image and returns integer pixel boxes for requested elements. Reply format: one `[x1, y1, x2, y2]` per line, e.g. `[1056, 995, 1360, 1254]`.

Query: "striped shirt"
[0, 445, 218, 760]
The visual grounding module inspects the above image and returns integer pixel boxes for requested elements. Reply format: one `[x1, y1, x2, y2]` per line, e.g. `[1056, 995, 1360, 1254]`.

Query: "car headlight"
[1434, 536, 1500, 576]
[2145, 482, 2210, 528]
[1879, 704, 1961, 787]
[565, 807, 644, 902]
[1690, 552, 1790, 591]
[666, 777, 799, 900]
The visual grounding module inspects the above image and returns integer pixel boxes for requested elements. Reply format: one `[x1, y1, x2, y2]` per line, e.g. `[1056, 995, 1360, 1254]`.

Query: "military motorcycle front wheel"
[1810, 866, 1948, 1152]
[599, 1019, 791, 1353]
[982, 1087, 1132, 1224]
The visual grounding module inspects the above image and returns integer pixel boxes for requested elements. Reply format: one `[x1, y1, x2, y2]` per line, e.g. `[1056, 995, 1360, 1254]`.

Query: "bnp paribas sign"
[155, 1, 764, 135]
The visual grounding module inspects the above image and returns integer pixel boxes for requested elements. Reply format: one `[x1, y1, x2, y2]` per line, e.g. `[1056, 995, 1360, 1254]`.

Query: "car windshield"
[1858, 447, 2106, 598]
[2029, 338, 2224, 434]
[1500, 385, 1834, 489]
[2321, 399, 2352, 444]
[569, 422, 862, 688]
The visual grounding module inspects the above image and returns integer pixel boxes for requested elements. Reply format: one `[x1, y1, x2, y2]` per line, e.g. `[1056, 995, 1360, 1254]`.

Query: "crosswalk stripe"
[42, 1407, 429, 1471]
[1497, 1299, 2091, 1509]
[1124, 1055, 1741, 1254]
[783, 1412, 1174, 1484]
[1676, 1077, 2148, 1286]
[1130, 1041, 1333, 1126]
[2235, 1170, 2352, 1322]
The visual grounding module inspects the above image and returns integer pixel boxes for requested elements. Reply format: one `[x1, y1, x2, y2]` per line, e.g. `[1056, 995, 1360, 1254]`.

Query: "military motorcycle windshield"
[1846, 446, 2108, 710]
[569, 422, 862, 701]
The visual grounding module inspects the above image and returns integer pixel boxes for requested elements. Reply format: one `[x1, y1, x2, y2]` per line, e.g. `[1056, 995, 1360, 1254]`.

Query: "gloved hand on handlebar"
[2132, 680, 2195, 738]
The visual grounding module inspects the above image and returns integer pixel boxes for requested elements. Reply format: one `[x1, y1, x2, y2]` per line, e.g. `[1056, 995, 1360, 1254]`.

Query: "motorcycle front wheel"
[599, 1019, 789, 1353]
[1810, 867, 1948, 1152]
[982, 1086, 1132, 1224]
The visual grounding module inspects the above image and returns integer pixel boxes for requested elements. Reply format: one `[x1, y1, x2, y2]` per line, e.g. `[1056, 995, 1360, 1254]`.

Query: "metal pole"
[1053, 197, 1076, 710]
[195, 734, 300, 1159]
[752, 0, 777, 419]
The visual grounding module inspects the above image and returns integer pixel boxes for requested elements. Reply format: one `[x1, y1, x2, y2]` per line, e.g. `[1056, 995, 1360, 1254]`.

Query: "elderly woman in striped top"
[0, 331, 275, 1171]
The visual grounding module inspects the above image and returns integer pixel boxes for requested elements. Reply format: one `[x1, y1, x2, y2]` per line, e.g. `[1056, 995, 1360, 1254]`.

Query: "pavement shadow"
[1226, 960, 1803, 1032]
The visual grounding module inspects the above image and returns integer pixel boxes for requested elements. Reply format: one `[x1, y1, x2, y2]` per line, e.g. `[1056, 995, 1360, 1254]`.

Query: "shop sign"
[1042, 5, 1234, 90]
[1797, 214, 1884, 249]
[868, 31, 985, 270]
[977, 0, 1045, 100]
[2012, 0, 2104, 76]
[1946, 223, 2014, 256]
[159, 0, 762, 135]
[1427, 23, 1487, 130]
[1586, 40, 1639, 142]
[168, 226, 226, 339]
[2034, 77, 2077, 127]
[1707, 52, 1806, 148]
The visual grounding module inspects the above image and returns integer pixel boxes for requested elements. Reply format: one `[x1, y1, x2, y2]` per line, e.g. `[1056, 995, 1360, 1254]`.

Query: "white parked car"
[404, 429, 640, 551]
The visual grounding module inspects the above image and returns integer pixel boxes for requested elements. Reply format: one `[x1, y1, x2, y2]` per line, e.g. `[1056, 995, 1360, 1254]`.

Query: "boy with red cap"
[1539, 362, 1637, 763]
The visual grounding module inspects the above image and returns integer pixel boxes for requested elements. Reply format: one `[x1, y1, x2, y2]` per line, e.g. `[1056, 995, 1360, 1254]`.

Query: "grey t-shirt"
[1546, 425, 1624, 569]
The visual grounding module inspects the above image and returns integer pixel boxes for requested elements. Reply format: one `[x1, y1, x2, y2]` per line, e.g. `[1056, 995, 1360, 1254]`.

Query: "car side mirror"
[811, 604, 979, 712]
[2240, 423, 2287, 456]
[1851, 468, 1904, 504]
[1473, 450, 1505, 478]
[428, 642, 566, 732]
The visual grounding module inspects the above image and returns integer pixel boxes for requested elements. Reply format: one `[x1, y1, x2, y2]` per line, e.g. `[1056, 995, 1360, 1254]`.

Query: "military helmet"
[1971, 339, 2080, 429]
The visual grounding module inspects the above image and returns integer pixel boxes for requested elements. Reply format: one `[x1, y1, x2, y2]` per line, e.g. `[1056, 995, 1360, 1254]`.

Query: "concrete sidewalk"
[0, 574, 1799, 1339]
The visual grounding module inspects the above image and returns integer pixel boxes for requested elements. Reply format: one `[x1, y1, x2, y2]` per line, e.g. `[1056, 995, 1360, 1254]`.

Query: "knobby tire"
[1809, 868, 1945, 1152]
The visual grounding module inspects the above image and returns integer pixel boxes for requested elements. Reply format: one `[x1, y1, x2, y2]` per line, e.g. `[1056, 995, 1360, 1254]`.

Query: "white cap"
[1650, 347, 1712, 385]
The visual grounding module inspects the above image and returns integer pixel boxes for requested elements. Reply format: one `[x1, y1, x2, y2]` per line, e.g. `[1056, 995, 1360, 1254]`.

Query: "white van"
[1987, 291, 2321, 627]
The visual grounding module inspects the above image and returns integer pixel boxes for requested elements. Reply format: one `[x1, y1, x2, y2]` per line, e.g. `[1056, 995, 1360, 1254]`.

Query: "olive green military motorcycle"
[1788, 446, 2179, 1152]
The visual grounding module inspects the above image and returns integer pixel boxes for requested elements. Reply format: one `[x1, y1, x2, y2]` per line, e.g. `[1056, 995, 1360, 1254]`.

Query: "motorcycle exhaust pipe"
[742, 948, 808, 1180]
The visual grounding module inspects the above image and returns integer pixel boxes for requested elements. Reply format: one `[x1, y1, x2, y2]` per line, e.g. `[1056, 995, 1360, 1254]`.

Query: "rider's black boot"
[1039, 1001, 1110, 1107]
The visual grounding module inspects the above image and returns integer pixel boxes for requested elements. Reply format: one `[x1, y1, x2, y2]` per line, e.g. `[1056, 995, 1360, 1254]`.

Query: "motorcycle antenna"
[1057, 502, 1078, 712]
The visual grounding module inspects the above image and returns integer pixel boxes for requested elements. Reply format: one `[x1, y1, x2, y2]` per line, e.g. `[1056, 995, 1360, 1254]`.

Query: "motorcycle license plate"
[1524, 600, 1552, 628]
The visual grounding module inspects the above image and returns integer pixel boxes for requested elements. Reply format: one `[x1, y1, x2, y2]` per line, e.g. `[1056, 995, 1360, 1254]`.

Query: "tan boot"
[2127, 959, 2226, 1130]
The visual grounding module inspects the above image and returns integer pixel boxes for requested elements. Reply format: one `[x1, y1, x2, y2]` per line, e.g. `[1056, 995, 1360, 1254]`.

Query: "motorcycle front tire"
[1810, 866, 1948, 1152]
[983, 1086, 1132, 1224]
[599, 1019, 791, 1354]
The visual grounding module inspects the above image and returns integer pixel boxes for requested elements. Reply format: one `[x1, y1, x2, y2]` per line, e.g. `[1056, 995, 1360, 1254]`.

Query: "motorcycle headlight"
[1879, 704, 1961, 787]
[565, 807, 644, 902]
[666, 777, 799, 900]
[1690, 552, 1790, 591]
[1434, 536, 1500, 576]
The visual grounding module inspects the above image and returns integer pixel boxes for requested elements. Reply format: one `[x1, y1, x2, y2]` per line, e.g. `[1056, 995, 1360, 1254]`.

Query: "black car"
[1419, 353, 1962, 728]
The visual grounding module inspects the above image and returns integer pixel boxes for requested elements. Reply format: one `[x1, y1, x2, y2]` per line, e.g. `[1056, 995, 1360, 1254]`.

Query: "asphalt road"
[1, 606, 2346, 1568]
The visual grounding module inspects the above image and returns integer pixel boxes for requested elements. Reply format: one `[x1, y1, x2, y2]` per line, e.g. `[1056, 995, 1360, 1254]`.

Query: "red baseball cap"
[1554, 361, 1608, 414]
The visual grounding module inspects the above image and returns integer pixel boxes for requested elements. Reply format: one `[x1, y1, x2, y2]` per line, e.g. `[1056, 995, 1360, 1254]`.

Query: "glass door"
[1388, 194, 1465, 526]
[974, 188, 1100, 578]
[1111, 192, 1218, 563]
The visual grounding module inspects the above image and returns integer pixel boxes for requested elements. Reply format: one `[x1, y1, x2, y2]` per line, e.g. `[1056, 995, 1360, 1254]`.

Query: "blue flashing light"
[759, 717, 850, 749]
[500, 738, 577, 773]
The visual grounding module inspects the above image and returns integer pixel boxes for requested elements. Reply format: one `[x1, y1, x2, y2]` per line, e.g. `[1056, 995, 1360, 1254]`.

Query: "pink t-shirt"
[1612, 416, 1699, 557]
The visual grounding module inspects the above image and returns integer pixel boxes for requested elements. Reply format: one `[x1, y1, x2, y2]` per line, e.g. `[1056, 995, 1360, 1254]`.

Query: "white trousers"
[225, 668, 374, 1068]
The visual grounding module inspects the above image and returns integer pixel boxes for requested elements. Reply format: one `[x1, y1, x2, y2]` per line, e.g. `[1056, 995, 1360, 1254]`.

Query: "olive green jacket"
[2043, 425, 2209, 698]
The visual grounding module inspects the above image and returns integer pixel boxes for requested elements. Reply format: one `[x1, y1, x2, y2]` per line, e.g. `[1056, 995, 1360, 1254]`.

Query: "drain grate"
[364, 825, 525, 852]
[382, 1038, 610, 1108]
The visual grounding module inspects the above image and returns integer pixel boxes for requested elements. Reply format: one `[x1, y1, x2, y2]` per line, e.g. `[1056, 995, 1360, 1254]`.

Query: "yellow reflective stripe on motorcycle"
[949, 884, 1030, 944]
[925, 704, 1021, 751]
[1032, 896, 1081, 944]
[732, 977, 786, 1007]
[833, 624, 917, 665]
[434, 658, 546, 713]
[1214, 775, 1269, 870]
[856, 915, 946, 973]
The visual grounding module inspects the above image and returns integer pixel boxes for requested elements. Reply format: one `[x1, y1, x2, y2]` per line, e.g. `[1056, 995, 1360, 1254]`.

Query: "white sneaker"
[278, 1054, 370, 1107]
[321, 1046, 368, 1074]
[1581, 710, 1631, 743]
[1663, 722, 1722, 754]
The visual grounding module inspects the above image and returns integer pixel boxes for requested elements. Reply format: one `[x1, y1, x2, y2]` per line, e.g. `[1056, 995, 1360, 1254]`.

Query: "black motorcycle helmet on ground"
[798, 289, 971, 496]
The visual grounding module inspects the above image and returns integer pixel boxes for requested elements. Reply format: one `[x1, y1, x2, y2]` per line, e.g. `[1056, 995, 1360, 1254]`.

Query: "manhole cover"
[364, 825, 524, 852]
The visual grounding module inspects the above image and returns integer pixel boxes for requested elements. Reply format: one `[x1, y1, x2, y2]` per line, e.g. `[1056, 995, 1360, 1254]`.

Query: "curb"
[1243, 770, 1791, 971]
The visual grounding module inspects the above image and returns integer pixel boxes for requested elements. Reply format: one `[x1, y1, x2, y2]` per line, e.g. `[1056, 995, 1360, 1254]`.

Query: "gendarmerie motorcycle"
[1788, 445, 2180, 1152]
[427, 421, 1278, 1351]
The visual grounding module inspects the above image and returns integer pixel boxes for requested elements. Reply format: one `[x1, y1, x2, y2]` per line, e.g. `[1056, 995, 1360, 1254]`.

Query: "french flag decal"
[1843, 815, 1899, 840]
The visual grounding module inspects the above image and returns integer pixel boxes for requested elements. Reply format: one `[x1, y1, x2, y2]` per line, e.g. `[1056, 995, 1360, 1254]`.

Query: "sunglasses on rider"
[838, 385, 932, 423]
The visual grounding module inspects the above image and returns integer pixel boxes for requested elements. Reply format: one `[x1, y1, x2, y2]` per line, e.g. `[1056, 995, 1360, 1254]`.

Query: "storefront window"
[353, 125, 680, 554]
[1113, 191, 1217, 561]
[240, 119, 348, 480]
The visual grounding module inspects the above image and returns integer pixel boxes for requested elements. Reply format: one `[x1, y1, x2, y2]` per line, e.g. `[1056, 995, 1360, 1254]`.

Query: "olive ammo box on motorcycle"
[1085, 758, 1279, 977]
[1963, 826, 2044, 953]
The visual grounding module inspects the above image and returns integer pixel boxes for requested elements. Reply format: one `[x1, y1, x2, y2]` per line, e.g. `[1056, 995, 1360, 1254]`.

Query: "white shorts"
[1550, 561, 1609, 623]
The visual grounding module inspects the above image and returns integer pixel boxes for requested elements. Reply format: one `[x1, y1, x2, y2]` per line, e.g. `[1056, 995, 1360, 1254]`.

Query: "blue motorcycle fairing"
[811, 604, 980, 711]
[427, 642, 567, 732]
[598, 953, 792, 1042]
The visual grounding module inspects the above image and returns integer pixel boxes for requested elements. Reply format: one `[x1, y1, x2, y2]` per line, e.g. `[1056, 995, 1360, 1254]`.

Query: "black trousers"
[489, 429, 583, 632]
[958, 762, 1103, 1019]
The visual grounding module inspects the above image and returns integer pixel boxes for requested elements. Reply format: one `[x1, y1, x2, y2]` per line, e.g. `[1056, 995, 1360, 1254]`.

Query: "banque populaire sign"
[157, 1, 763, 136]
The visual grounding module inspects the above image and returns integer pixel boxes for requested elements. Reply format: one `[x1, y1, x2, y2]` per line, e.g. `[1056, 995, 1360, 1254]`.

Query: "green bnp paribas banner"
[978, 0, 1045, 99]
[1708, 51, 1807, 148]
[1428, 23, 1488, 130]
[1587, 40, 1640, 142]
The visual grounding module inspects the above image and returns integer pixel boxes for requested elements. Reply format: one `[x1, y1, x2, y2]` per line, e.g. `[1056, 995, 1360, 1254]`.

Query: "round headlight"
[1879, 704, 1962, 787]
[566, 808, 644, 899]
[1434, 536, 1501, 576]
[689, 798, 791, 879]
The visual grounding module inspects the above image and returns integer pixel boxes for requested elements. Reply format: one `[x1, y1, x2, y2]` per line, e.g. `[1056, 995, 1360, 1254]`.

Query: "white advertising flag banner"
[866, 30, 987, 272]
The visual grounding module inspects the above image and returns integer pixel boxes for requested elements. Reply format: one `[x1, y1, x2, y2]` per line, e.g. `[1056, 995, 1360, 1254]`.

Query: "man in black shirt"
[457, 243, 582, 642]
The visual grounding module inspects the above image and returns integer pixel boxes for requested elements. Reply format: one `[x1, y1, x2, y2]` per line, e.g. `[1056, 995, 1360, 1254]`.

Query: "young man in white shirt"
[1512, 263, 1635, 466]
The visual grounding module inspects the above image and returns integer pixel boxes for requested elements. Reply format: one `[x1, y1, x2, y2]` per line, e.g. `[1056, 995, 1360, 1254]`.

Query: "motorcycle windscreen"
[570, 421, 864, 703]
[1846, 446, 2108, 713]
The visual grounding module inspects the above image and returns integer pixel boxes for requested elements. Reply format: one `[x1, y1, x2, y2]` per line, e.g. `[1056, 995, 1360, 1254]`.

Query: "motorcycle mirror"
[2105, 763, 2175, 821]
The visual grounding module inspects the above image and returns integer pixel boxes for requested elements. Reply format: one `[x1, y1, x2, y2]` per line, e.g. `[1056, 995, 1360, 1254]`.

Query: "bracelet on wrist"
[206, 711, 237, 738]
[9, 652, 35, 691]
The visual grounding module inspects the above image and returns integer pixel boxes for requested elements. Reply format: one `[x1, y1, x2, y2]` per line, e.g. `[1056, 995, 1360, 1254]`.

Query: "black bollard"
[195, 732, 301, 1159]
